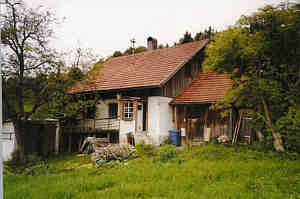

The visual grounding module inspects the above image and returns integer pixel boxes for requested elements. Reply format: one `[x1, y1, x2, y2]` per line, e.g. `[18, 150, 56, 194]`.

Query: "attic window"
[123, 101, 133, 120]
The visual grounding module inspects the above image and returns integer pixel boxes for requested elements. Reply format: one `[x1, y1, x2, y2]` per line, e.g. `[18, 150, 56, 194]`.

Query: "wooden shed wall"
[161, 50, 205, 98]
[175, 104, 229, 142]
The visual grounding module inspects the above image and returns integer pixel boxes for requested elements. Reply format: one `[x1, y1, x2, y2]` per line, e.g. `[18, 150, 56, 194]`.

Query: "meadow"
[4, 144, 300, 199]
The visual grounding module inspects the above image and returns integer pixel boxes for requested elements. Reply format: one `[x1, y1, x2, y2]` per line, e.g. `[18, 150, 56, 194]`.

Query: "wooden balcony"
[62, 117, 120, 134]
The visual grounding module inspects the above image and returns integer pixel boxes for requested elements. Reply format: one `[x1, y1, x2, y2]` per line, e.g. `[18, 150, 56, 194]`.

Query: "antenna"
[130, 38, 136, 55]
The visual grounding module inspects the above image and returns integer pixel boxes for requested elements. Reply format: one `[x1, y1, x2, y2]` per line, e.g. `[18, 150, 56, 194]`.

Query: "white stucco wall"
[148, 96, 175, 145]
[119, 120, 136, 144]
[96, 98, 135, 144]
[96, 98, 119, 119]
[95, 97, 175, 145]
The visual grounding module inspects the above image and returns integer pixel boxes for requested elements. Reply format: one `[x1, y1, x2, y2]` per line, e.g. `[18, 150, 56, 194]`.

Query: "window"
[123, 101, 133, 120]
[109, 103, 118, 118]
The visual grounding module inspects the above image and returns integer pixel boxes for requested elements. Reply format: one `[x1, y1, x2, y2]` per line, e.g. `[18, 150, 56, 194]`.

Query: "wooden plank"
[55, 123, 60, 154]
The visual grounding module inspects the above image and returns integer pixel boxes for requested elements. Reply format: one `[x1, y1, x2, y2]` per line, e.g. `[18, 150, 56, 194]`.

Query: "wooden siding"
[161, 50, 205, 98]
[175, 104, 229, 142]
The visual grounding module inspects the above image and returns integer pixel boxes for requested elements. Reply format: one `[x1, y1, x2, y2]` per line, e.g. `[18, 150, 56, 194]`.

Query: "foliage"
[68, 47, 101, 73]
[4, 145, 300, 199]
[204, 2, 300, 152]
[112, 51, 122, 57]
[276, 106, 300, 153]
[179, 31, 194, 44]
[111, 46, 147, 58]
[135, 142, 156, 157]
[194, 26, 217, 41]
[157, 145, 177, 162]
[0, 0, 63, 160]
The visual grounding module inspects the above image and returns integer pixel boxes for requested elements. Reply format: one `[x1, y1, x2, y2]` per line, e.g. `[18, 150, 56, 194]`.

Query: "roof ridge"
[69, 39, 210, 94]
[106, 39, 209, 62]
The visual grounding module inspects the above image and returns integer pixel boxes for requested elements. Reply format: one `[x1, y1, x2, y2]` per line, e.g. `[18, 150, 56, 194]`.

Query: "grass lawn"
[4, 144, 300, 199]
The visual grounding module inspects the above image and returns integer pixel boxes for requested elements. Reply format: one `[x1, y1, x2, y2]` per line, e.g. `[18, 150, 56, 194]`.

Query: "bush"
[162, 136, 172, 145]
[135, 142, 156, 157]
[25, 153, 42, 166]
[276, 106, 300, 153]
[157, 145, 177, 162]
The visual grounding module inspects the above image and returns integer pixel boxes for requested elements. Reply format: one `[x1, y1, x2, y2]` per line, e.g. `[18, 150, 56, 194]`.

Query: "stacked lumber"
[94, 138, 110, 147]
[91, 145, 137, 167]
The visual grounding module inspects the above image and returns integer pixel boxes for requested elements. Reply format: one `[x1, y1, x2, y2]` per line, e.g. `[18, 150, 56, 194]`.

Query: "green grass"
[4, 144, 300, 199]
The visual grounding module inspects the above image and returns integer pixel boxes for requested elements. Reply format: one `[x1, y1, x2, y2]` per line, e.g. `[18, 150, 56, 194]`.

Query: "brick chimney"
[147, 37, 158, 51]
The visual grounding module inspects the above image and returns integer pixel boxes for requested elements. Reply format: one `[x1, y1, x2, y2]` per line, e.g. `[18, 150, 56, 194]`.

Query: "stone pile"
[91, 144, 137, 167]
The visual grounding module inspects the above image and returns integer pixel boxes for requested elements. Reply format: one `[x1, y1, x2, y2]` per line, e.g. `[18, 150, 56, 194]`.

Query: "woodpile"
[91, 144, 137, 167]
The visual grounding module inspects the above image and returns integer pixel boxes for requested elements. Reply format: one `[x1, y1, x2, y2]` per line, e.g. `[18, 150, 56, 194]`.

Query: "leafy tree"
[112, 51, 122, 57]
[204, 2, 300, 152]
[69, 47, 100, 73]
[194, 26, 217, 41]
[1, 0, 60, 160]
[123, 46, 147, 56]
[179, 31, 194, 44]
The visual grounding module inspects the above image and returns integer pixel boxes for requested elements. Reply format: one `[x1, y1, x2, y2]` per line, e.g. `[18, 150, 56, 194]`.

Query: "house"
[66, 37, 249, 148]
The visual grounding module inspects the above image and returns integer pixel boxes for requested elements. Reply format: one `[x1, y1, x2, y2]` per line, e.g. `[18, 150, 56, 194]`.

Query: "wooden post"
[228, 108, 233, 141]
[184, 105, 188, 144]
[174, 106, 178, 129]
[55, 122, 60, 154]
[68, 135, 72, 153]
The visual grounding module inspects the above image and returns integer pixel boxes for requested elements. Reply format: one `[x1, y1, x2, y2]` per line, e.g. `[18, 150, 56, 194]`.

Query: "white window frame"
[123, 101, 133, 120]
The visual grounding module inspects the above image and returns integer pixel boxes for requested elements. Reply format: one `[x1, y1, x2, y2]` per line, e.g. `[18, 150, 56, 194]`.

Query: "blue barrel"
[169, 130, 181, 146]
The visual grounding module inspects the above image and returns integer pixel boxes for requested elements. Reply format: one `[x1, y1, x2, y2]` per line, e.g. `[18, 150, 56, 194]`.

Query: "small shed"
[170, 72, 233, 144]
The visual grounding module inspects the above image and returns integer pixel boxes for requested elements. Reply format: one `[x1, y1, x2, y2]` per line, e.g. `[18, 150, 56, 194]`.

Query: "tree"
[123, 46, 147, 56]
[194, 26, 217, 41]
[112, 51, 122, 57]
[1, 0, 60, 160]
[179, 31, 194, 44]
[68, 47, 100, 73]
[204, 3, 300, 152]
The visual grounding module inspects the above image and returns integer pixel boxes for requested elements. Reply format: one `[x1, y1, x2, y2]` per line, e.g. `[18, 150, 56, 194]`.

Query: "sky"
[25, 0, 283, 58]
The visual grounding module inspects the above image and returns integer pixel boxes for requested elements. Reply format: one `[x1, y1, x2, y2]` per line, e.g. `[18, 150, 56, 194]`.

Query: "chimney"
[147, 37, 158, 51]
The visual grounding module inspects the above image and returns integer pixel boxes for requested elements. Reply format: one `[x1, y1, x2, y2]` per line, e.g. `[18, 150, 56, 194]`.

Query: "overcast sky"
[25, 0, 283, 58]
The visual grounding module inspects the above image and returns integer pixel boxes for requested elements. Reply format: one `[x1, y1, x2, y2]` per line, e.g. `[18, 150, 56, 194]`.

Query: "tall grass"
[4, 144, 300, 199]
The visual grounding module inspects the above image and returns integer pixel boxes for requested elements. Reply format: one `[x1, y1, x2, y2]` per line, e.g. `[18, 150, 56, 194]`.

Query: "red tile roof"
[171, 72, 232, 104]
[68, 40, 208, 94]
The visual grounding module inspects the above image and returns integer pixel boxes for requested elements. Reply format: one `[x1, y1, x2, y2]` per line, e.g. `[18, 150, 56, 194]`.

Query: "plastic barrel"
[169, 130, 181, 146]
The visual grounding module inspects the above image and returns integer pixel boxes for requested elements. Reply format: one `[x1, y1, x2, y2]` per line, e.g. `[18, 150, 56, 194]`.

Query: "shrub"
[157, 145, 177, 162]
[25, 153, 42, 166]
[162, 136, 172, 145]
[276, 106, 300, 153]
[135, 142, 156, 157]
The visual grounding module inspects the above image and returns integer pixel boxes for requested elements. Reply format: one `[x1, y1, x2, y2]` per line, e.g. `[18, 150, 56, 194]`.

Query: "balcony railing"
[63, 117, 120, 134]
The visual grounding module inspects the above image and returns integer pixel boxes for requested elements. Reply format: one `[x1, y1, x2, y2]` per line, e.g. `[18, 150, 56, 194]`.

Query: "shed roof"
[171, 72, 232, 104]
[68, 40, 208, 94]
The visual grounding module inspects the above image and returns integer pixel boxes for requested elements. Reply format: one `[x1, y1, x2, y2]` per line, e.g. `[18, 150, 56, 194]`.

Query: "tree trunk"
[255, 131, 264, 142]
[261, 96, 285, 152]
[13, 120, 26, 162]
